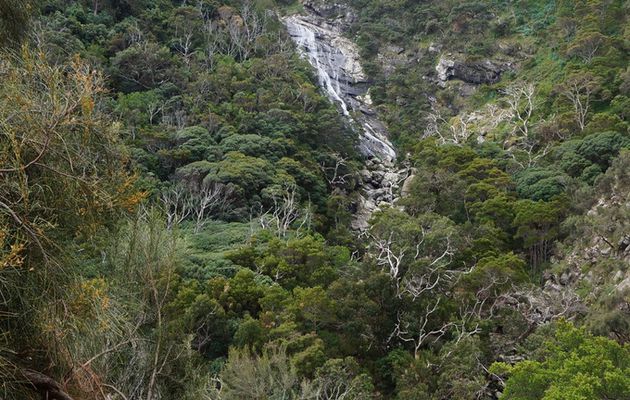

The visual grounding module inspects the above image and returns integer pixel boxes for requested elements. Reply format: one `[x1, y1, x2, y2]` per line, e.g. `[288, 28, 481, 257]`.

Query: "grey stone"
[436, 56, 511, 86]
[283, 5, 414, 232]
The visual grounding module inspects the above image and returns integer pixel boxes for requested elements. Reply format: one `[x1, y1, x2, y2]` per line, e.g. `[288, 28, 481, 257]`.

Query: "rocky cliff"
[283, 3, 408, 230]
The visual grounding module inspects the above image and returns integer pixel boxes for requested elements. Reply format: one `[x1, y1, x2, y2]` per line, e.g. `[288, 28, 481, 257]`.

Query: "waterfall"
[283, 15, 397, 165]
[283, 13, 408, 230]
[285, 17, 352, 115]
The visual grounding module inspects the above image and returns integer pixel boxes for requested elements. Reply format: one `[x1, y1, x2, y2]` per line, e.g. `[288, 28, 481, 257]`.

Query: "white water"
[283, 13, 409, 231]
[285, 17, 352, 116]
[283, 15, 397, 164]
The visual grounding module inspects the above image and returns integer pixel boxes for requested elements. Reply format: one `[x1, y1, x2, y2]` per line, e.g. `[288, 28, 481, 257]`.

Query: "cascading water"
[286, 17, 352, 116]
[283, 12, 408, 230]
[283, 14, 397, 165]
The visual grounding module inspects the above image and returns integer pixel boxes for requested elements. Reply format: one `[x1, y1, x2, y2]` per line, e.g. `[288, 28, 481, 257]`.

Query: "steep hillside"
[0, 1, 628, 399]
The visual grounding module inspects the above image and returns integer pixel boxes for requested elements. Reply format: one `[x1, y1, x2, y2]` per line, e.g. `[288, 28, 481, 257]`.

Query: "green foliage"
[513, 199, 565, 268]
[179, 220, 250, 280]
[213, 344, 375, 399]
[3, 0, 629, 398]
[462, 252, 527, 293]
[312, 357, 376, 399]
[0, 0, 35, 46]
[555, 131, 629, 184]
[203, 151, 274, 201]
[110, 42, 183, 93]
[515, 167, 567, 201]
[34, 0, 357, 220]
[227, 234, 350, 290]
[212, 344, 305, 399]
[435, 337, 486, 400]
[575, 131, 629, 168]
[495, 321, 630, 400]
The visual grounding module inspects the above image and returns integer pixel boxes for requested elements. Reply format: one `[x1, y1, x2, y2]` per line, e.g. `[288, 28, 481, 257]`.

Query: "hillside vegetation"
[0, 0, 628, 399]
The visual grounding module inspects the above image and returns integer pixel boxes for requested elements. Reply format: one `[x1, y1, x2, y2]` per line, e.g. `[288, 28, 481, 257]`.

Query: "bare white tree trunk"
[502, 82, 547, 168]
[320, 153, 352, 187]
[505, 82, 535, 138]
[561, 74, 600, 131]
[257, 184, 310, 238]
[161, 185, 194, 229]
[389, 299, 449, 359]
[193, 183, 233, 233]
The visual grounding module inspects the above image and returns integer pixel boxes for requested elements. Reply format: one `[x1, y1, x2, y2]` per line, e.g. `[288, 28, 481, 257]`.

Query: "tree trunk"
[21, 369, 75, 400]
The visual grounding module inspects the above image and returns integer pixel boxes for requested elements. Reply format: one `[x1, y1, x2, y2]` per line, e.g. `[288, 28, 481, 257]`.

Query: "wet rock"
[283, 5, 409, 231]
[283, 14, 396, 163]
[387, 45, 404, 54]
[559, 272, 569, 285]
[383, 172, 400, 183]
[401, 173, 416, 197]
[371, 170, 385, 182]
[542, 270, 555, 284]
[302, 0, 357, 28]
[497, 354, 525, 364]
[378, 45, 409, 77]
[359, 104, 376, 115]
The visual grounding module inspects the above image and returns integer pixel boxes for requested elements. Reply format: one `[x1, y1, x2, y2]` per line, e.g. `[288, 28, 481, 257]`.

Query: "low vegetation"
[0, 0, 627, 399]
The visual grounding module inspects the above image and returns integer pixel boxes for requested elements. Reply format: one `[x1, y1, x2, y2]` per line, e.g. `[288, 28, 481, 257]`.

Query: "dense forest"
[0, 0, 628, 399]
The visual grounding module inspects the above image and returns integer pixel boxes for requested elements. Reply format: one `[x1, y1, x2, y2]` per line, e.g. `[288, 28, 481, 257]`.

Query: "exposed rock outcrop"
[537, 185, 630, 333]
[436, 56, 512, 86]
[301, 0, 357, 26]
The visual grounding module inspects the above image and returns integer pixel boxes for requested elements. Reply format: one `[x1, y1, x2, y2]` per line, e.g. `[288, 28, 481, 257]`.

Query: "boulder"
[401, 174, 415, 197]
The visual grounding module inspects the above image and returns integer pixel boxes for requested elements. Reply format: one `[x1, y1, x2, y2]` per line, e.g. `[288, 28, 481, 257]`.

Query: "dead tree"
[202, 1, 267, 65]
[234, 1, 266, 60]
[559, 73, 601, 131]
[161, 185, 194, 230]
[567, 32, 607, 64]
[505, 82, 535, 138]
[193, 183, 233, 233]
[309, 363, 369, 400]
[389, 298, 449, 359]
[449, 115, 471, 144]
[444, 277, 510, 352]
[175, 32, 195, 65]
[399, 232, 457, 300]
[502, 82, 549, 168]
[320, 153, 353, 188]
[258, 184, 311, 238]
[372, 231, 405, 280]
[424, 105, 446, 139]
[371, 224, 457, 299]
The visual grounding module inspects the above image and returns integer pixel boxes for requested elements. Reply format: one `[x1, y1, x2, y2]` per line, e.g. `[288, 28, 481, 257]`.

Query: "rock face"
[301, 0, 357, 24]
[436, 56, 510, 86]
[283, 14, 396, 163]
[283, 5, 407, 231]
